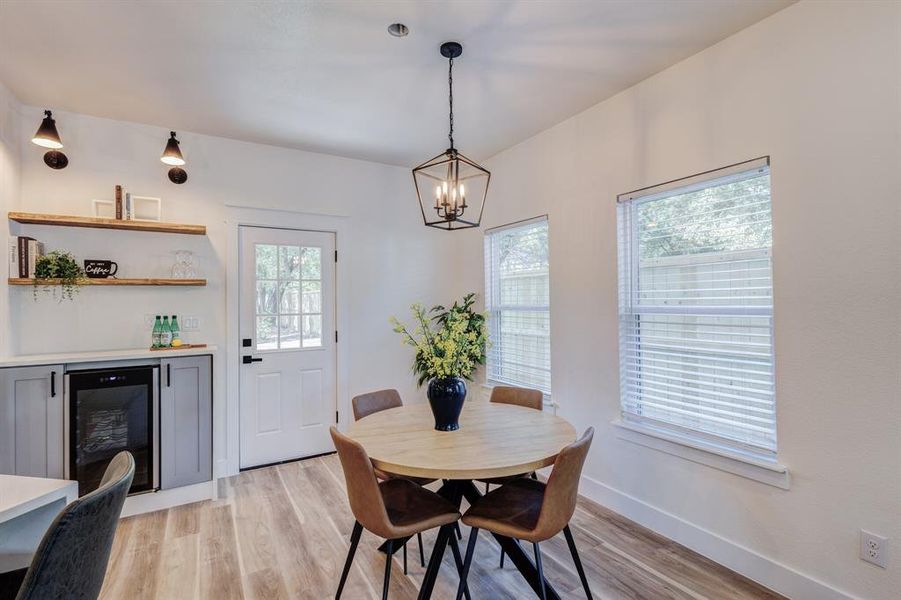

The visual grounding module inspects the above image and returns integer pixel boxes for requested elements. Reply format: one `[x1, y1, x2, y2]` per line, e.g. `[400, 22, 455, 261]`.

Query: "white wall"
[0, 82, 22, 357]
[456, 1, 900, 598]
[4, 101, 458, 477]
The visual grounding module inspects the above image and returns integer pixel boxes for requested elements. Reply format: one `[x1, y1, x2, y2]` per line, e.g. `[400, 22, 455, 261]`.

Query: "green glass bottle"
[160, 316, 173, 347]
[152, 315, 162, 348]
[170, 315, 181, 346]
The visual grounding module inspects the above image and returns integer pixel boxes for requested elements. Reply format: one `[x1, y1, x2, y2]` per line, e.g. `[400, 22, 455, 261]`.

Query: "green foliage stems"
[33, 250, 85, 301]
[391, 293, 489, 386]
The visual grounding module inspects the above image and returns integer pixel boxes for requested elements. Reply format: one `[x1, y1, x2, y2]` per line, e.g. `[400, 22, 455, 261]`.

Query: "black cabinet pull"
[167, 363, 171, 387]
[242, 356, 263, 364]
[50, 371, 56, 397]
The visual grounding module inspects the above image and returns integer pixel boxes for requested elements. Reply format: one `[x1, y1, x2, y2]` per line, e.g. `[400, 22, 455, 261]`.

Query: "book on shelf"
[8, 236, 44, 278]
[115, 185, 123, 220]
[8, 237, 18, 277]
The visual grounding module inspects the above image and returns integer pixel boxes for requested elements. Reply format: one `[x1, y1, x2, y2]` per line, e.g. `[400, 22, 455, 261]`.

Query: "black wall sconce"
[161, 131, 188, 184]
[32, 110, 68, 169]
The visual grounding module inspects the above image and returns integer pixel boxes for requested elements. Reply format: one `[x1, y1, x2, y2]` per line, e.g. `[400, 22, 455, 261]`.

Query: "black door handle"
[242, 356, 263, 364]
[167, 363, 171, 387]
[50, 371, 56, 397]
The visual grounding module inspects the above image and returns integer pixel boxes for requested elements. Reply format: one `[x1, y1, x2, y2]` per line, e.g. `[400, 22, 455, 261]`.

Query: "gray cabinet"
[160, 356, 212, 489]
[0, 365, 65, 478]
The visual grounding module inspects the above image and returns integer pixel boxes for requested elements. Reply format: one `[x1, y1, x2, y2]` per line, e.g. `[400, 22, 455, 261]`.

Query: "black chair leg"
[564, 525, 593, 599]
[403, 540, 408, 574]
[455, 522, 463, 539]
[485, 482, 490, 494]
[530, 471, 538, 480]
[419, 525, 452, 599]
[336, 521, 363, 599]
[455, 528, 479, 600]
[418, 532, 426, 567]
[533, 542, 547, 600]
[500, 537, 519, 568]
[382, 539, 394, 600]
[448, 530, 473, 600]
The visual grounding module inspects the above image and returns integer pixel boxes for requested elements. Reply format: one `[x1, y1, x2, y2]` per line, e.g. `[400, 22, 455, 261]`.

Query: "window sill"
[611, 419, 790, 490]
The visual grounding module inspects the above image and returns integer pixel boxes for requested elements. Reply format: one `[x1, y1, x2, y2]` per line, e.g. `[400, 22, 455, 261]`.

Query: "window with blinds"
[617, 157, 776, 458]
[484, 217, 551, 395]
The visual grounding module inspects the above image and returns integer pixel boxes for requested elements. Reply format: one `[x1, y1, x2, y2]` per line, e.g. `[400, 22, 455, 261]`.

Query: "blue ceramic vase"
[426, 376, 467, 431]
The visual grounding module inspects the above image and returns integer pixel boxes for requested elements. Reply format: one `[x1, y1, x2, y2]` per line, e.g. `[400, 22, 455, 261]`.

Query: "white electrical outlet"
[860, 530, 888, 568]
[181, 316, 200, 331]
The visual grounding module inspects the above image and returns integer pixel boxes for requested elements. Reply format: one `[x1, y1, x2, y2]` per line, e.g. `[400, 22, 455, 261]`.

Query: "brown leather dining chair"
[479, 385, 544, 493]
[455, 427, 595, 600]
[330, 426, 471, 600]
[351, 389, 436, 570]
[476, 385, 544, 567]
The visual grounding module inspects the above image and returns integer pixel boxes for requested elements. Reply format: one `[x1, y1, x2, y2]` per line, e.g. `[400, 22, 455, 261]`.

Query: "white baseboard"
[121, 480, 216, 518]
[579, 475, 856, 600]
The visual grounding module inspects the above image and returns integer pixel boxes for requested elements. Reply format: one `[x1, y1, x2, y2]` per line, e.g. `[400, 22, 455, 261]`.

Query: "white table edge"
[0, 475, 78, 525]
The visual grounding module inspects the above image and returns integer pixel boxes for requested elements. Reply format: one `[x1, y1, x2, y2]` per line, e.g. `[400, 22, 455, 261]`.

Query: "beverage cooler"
[65, 366, 159, 496]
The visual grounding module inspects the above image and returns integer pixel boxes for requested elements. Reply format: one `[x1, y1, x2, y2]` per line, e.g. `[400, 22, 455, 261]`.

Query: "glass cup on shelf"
[171, 250, 197, 279]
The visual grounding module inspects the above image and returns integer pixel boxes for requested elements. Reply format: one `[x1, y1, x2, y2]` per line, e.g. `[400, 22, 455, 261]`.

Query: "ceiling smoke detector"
[387, 23, 409, 38]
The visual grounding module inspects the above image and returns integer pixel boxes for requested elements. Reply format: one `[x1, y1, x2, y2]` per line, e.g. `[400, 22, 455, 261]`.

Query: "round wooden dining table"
[347, 401, 577, 600]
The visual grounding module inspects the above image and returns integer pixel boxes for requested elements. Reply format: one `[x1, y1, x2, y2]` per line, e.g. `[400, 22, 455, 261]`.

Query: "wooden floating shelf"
[8, 212, 206, 235]
[9, 278, 206, 287]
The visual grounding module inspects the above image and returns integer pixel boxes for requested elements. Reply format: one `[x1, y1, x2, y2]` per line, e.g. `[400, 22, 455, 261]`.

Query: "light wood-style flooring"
[99, 454, 782, 599]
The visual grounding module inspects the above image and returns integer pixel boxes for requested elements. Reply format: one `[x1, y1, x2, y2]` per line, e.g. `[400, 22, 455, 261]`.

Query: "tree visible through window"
[255, 244, 322, 350]
[484, 217, 551, 394]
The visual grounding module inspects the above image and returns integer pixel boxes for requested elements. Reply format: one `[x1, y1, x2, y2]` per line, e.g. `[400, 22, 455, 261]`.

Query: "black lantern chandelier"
[412, 42, 490, 231]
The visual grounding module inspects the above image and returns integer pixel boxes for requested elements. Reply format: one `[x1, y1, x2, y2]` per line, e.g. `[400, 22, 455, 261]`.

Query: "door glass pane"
[255, 244, 278, 279]
[279, 245, 301, 280]
[256, 281, 277, 315]
[301, 247, 321, 279]
[302, 280, 321, 313]
[279, 281, 300, 313]
[303, 314, 322, 347]
[254, 242, 325, 350]
[279, 315, 301, 349]
[257, 316, 278, 350]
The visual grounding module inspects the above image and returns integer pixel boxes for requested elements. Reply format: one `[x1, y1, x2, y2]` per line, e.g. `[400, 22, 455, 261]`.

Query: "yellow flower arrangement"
[391, 293, 488, 385]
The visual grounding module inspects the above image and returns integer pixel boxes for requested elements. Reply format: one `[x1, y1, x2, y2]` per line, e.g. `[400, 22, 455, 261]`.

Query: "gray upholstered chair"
[0, 451, 135, 600]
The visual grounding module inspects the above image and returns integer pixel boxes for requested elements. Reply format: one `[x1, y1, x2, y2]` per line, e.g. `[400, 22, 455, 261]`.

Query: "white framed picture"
[92, 199, 115, 219]
[132, 196, 162, 221]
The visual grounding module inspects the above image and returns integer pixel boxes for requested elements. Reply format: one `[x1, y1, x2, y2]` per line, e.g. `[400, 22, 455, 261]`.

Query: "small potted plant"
[391, 293, 488, 431]
[33, 250, 85, 301]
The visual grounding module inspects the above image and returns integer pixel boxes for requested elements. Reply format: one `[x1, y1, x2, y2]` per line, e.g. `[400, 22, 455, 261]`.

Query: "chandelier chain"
[448, 57, 454, 149]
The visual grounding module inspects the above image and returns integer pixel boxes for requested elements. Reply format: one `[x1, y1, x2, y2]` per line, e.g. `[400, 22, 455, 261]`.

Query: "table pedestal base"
[392, 479, 560, 600]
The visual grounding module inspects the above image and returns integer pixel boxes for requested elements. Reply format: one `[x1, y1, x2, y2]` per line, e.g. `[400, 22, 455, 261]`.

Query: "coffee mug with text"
[84, 259, 118, 278]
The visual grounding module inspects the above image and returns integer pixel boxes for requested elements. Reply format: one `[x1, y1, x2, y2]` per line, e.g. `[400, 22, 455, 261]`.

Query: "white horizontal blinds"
[485, 217, 551, 394]
[618, 159, 776, 456]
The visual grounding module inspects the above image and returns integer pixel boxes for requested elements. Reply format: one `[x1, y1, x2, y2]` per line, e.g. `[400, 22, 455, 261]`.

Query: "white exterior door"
[239, 226, 336, 469]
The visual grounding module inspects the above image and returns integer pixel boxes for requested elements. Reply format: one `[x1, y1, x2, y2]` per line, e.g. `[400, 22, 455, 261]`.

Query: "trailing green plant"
[33, 250, 85, 301]
[391, 292, 488, 385]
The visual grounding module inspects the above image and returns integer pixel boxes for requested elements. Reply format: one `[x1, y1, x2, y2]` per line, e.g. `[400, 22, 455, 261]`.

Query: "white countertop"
[0, 475, 78, 524]
[0, 345, 217, 368]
